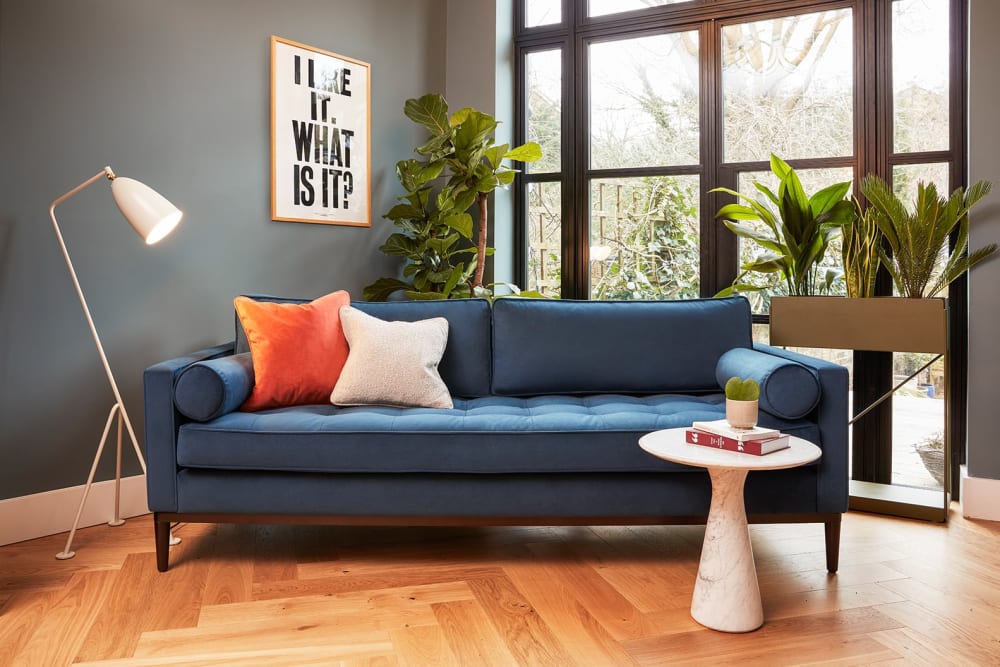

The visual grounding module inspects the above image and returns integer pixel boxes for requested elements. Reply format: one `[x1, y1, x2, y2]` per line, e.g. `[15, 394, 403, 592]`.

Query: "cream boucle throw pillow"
[331, 306, 453, 409]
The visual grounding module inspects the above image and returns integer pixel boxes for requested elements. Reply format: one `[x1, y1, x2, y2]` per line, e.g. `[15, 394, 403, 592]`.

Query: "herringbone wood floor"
[1, 507, 999, 666]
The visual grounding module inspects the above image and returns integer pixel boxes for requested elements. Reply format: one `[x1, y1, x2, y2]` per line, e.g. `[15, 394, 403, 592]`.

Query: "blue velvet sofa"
[144, 296, 849, 572]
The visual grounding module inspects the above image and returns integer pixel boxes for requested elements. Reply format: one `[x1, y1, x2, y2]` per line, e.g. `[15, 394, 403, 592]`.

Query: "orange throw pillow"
[234, 290, 351, 411]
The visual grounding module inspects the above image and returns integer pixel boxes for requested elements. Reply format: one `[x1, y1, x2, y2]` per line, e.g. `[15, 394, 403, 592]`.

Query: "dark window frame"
[513, 0, 969, 497]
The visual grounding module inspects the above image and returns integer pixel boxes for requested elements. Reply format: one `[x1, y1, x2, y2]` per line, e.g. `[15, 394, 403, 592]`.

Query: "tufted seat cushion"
[176, 394, 820, 475]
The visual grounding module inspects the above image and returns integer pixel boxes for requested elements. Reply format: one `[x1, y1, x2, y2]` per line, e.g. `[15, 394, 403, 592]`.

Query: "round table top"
[639, 427, 822, 471]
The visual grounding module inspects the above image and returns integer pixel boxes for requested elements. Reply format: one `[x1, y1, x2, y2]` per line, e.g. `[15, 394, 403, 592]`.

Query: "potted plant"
[712, 154, 856, 298]
[841, 200, 882, 299]
[724, 377, 760, 429]
[914, 431, 945, 486]
[770, 176, 997, 353]
[858, 175, 997, 299]
[364, 93, 541, 301]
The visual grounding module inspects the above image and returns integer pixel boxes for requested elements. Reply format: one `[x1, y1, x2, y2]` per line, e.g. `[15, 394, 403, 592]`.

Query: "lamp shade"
[110, 177, 182, 245]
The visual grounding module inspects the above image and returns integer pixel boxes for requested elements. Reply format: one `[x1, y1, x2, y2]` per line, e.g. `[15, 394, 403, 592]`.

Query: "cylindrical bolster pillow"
[715, 347, 821, 419]
[174, 353, 254, 421]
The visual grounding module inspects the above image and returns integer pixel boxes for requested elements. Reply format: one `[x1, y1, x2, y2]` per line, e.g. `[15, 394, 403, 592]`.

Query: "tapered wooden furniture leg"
[825, 515, 842, 574]
[155, 514, 170, 572]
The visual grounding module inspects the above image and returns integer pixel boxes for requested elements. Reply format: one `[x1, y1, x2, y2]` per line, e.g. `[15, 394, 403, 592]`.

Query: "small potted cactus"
[725, 377, 760, 429]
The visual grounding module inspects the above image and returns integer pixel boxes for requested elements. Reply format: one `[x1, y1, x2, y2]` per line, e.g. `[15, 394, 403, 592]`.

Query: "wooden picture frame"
[270, 36, 370, 226]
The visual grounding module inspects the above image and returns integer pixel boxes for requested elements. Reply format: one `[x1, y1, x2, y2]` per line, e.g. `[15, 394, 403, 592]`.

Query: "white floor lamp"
[51, 166, 182, 561]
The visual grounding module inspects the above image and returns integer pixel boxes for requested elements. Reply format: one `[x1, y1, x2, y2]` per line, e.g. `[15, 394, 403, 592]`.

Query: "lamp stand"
[50, 168, 180, 560]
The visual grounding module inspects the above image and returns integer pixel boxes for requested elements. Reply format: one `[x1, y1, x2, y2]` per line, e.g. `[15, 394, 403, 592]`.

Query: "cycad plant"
[713, 154, 856, 297]
[859, 175, 997, 298]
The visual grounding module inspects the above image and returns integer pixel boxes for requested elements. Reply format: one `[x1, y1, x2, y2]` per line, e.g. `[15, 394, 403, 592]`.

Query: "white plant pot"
[726, 399, 758, 430]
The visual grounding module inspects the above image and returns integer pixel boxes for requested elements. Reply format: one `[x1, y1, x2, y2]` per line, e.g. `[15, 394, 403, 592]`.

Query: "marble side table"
[639, 428, 822, 632]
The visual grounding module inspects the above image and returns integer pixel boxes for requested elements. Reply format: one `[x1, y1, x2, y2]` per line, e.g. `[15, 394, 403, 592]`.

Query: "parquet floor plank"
[200, 523, 254, 606]
[432, 598, 523, 666]
[390, 623, 462, 667]
[874, 599, 1000, 664]
[8, 570, 115, 667]
[253, 562, 503, 600]
[197, 580, 475, 628]
[466, 575, 578, 666]
[0, 589, 54, 665]
[623, 607, 904, 666]
[251, 524, 299, 585]
[501, 557, 644, 666]
[5, 508, 1000, 666]
[74, 552, 160, 662]
[524, 539, 666, 641]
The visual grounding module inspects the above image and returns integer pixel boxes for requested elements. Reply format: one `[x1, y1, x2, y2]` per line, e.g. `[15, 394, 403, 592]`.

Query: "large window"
[514, 0, 967, 504]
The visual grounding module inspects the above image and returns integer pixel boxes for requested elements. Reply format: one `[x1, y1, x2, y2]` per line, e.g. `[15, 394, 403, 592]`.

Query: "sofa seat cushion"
[176, 394, 820, 475]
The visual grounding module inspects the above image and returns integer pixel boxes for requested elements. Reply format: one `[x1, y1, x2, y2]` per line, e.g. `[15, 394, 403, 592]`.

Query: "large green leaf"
[486, 144, 509, 169]
[442, 264, 466, 297]
[362, 277, 413, 302]
[809, 181, 852, 216]
[384, 204, 422, 222]
[504, 142, 542, 163]
[722, 221, 786, 255]
[441, 212, 473, 238]
[454, 109, 498, 154]
[379, 233, 420, 257]
[405, 94, 450, 136]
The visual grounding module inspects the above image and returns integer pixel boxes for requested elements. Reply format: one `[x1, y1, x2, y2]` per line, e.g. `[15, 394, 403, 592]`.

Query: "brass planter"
[769, 296, 947, 354]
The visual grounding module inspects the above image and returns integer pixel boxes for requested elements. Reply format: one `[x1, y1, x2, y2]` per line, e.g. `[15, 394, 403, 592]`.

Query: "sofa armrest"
[754, 343, 850, 513]
[143, 342, 235, 512]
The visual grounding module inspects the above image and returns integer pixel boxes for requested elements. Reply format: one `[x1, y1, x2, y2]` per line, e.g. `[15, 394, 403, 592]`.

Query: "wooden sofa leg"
[825, 515, 842, 574]
[154, 514, 170, 572]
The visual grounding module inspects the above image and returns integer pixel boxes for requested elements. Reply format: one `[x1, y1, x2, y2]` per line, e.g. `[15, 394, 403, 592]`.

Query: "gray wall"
[445, 0, 515, 285]
[967, 0, 1000, 480]
[0, 0, 447, 500]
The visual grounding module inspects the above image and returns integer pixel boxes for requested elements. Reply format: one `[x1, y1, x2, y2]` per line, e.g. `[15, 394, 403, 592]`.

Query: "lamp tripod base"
[54, 402, 148, 561]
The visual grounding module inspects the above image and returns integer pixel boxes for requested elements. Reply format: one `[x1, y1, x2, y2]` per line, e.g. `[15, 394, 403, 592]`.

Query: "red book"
[685, 428, 790, 455]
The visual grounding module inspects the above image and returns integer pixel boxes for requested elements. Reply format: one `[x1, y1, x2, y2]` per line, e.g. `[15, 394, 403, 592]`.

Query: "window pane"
[733, 167, 854, 311]
[893, 0, 949, 153]
[892, 162, 949, 204]
[526, 181, 562, 297]
[589, 31, 699, 170]
[589, 176, 700, 300]
[525, 0, 560, 28]
[892, 352, 945, 490]
[526, 50, 561, 174]
[722, 10, 853, 163]
[589, 0, 689, 17]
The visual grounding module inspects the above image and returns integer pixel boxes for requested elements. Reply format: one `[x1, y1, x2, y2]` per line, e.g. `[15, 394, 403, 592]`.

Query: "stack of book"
[686, 419, 790, 456]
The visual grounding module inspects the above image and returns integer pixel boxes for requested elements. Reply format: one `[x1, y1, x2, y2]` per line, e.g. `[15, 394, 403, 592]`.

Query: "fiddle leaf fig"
[404, 94, 449, 135]
[364, 93, 542, 302]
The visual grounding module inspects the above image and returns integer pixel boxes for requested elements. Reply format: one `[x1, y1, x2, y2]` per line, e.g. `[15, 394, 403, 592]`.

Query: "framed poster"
[271, 36, 370, 226]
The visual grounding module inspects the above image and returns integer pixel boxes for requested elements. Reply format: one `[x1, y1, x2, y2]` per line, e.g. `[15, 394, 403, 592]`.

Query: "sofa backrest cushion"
[236, 296, 492, 398]
[491, 296, 753, 396]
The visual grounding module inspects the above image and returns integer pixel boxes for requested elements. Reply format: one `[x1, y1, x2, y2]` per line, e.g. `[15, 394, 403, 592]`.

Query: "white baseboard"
[0, 475, 149, 547]
[961, 473, 1000, 522]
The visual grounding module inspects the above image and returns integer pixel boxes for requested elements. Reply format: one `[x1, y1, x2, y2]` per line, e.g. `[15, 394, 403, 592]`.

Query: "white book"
[690, 419, 781, 442]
